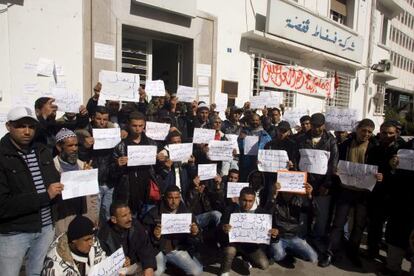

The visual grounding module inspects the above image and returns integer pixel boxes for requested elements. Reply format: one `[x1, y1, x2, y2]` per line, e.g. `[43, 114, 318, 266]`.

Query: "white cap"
[7, 107, 38, 122]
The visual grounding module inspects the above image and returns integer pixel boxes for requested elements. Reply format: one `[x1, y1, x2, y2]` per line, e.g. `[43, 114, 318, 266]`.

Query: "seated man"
[218, 187, 276, 276]
[98, 202, 157, 276]
[265, 182, 318, 267]
[185, 176, 222, 230]
[42, 216, 106, 276]
[143, 185, 203, 276]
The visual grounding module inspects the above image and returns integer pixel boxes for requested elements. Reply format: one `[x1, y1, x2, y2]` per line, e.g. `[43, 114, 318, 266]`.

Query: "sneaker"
[277, 255, 295, 269]
[318, 252, 332, 268]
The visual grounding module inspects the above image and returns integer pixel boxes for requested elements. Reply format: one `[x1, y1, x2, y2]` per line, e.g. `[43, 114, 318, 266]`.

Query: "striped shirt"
[18, 149, 52, 227]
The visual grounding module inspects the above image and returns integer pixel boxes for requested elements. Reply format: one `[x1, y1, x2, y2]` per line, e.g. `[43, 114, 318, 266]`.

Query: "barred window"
[374, 84, 385, 115]
[252, 55, 296, 108]
[326, 71, 351, 108]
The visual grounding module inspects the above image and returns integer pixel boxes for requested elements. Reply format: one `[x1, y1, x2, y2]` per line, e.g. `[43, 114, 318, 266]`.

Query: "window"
[330, 0, 353, 28]
[252, 55, 296, 108]
[380, 14, 389, 45]
[374, 84, 385, 115]
[326, 71, 351, 108]
[122, 37, 149, 86]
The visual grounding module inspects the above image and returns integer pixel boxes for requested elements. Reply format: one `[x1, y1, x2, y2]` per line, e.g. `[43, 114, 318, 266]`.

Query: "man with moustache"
[98, 202, 156, 276]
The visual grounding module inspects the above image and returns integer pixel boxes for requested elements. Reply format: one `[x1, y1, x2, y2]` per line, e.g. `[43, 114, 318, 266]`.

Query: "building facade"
[0, 0, 408, 132]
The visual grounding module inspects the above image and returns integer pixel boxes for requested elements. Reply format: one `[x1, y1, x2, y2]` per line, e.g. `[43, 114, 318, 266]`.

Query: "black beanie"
[67, 216, 95, 242]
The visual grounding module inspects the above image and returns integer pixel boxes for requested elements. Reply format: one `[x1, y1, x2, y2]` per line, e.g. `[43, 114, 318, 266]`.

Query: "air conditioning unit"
[371, 59, 392, 73]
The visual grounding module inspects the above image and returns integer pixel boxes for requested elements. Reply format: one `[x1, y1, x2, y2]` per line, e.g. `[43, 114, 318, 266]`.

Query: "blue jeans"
[271, 236, 318, 263]
[99, 185, 114, 221]
[155, 250, 203, 276]
[196, 211, 222, 229]
[0, 224, 54, 276]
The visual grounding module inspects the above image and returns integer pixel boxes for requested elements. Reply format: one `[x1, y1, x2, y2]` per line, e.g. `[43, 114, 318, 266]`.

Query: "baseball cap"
[7, 107, 38, 122]
[310, 113, 325, 126]
[197, 103, 209, 112]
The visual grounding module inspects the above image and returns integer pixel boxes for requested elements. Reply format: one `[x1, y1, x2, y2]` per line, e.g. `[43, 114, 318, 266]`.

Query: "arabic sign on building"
[266, 0, 364, 63]
[260, 59, 335, 98]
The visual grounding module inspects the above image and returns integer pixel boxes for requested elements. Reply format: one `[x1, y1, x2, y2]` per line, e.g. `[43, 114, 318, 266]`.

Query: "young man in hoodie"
[42, 216, 106, 276]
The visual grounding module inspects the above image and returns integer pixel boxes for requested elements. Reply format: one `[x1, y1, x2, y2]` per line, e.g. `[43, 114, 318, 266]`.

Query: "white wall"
[0, 0, 83, 114]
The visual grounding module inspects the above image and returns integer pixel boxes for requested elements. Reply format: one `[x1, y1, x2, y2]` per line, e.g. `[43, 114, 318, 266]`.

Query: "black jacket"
[142, 201, 200, 255]
[296, 130, 339, 194]
[0, 134, 60, 233]
[110, 133, 164, 214]
[263, 193, 317, 238]
[98, 220, 157, 270]
[185, 186, 214, 216]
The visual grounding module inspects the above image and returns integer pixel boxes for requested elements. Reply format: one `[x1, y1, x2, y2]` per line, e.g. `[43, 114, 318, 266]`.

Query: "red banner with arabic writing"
[259, 59, 335, 99]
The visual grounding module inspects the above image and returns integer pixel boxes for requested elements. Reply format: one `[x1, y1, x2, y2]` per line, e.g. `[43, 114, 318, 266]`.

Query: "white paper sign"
[198, 76, 209, 86]
[227, 182, 249, 198]
[145, 122, 170, 141]
[198, 163, 217, 181]
[225, 134, 240, 154]
[283, 108, 308, 127]
[92, 128, 121, 150]
[249, 95, 266, 110]
[61, 169, 99, 200]
[277, 171, 307, 193]
[99, 70, 140, 102]
[161, 213, 192, 234]
[145, 80, 165, 97]
[168, 143, 193, 162]
[229, 213, 272, 244]
[299, 149, 330, 175]
[207, 140, 234, 161]
[127, 145, 157, 166]
[37, 58, 55, 77]
[196, 64, 211, 77]
[23, 83, 38, 94]
[198, 86, 209, 96]
[193, 128, 215, 144]
[0, 113, 8, 138]
[337, 160, 378, 191]
[89, 247, 125, 276]
[214, 93, 228, 112]
[244, 136, 259, 156]
[325, 108, 359, 132]
[51, 86, 81, 113]
[177, 85, 197, 103]
[259, 91, 283, 108]
[257, 149, 289, 172]
[94, 42, 115, 61]
[397, 149, 414, 171]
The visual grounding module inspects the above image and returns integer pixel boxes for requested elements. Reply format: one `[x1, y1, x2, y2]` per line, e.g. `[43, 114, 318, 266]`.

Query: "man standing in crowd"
[297, 113, 338, 252]
[0, 107, 63, 276]
[53, 128, 99, 236]
[76, 106, 117, 221]
[319, 119, 382, 267]
[111, 111, 163, 217]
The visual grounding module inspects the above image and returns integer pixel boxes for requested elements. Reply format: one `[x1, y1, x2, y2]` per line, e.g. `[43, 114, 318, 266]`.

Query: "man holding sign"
[111, 112, 162, 217]
[218, 187, 278, 275]
[263, 182, 318, 268]
[319, 119, 382, 268]
[297, 113, 338, 249]
[143, 186, 203, 276]
[53, 128, 99, 236]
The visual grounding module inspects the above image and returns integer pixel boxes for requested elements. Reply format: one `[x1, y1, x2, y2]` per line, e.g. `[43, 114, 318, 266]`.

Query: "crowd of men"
[0, 82, 413, 276]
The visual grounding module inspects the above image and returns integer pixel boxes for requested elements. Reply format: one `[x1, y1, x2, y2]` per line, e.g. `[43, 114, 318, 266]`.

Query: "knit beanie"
[67, 216, 95, 242]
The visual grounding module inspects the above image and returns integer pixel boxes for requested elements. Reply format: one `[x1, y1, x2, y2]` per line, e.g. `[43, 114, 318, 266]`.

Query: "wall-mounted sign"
[260, 59, 335, 98]
[266, 0, 364, 63]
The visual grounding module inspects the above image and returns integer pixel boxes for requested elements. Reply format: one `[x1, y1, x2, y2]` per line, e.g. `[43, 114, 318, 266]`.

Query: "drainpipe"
[363, 0, 376, 118]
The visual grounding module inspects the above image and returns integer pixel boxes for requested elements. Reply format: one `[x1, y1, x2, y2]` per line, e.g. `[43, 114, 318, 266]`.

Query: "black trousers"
[328, 187, 369, 255]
